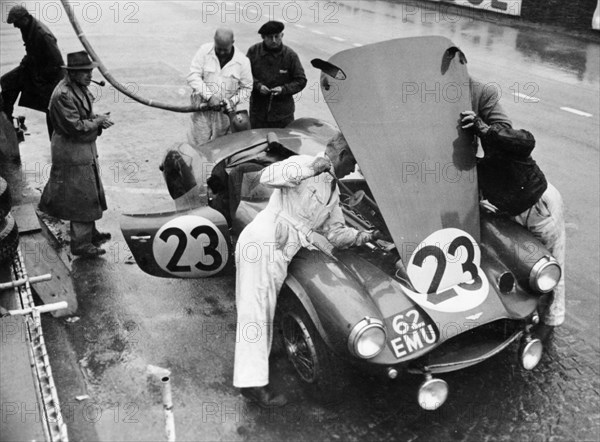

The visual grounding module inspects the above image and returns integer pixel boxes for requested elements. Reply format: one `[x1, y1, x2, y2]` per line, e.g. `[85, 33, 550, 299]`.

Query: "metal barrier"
[5, 248, 69, 441]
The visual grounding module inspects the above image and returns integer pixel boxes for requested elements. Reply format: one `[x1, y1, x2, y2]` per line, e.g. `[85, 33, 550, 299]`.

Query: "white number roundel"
[152, 215, 228, 277]
[405, 228, 489, 313]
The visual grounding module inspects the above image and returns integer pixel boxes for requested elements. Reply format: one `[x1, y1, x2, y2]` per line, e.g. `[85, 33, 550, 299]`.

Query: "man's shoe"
[92, 231, 111, 246]
[71, 244, 106, 258]
[532, 323, 555, 342]
[241, 386, 288, 408]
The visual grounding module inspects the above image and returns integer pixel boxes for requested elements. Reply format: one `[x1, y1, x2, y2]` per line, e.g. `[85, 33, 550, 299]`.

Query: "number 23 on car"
[121, 207, 232, 278]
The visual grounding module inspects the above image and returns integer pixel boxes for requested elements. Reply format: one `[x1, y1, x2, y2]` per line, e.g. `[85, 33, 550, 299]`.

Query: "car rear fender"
[120, 205, 232, 278]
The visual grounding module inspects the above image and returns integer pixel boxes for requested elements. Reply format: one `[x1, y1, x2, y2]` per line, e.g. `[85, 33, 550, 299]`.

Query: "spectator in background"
[246, 21, 307, 129]
[1, 5, 64, 139]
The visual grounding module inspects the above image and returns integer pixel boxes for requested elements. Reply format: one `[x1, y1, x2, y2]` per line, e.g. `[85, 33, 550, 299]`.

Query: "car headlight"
[529, 255, 561, 293]
[348, 317, 386, 359]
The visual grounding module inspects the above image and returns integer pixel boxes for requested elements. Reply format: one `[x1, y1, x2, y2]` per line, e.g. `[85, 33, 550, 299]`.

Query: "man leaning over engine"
[233, 132, 382, 407]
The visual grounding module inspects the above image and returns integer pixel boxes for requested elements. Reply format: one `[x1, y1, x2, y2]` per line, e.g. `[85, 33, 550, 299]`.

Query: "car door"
[121, 205, 232, 278]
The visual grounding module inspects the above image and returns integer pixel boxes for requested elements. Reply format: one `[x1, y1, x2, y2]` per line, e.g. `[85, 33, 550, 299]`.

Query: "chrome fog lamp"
[418, 374, 448, 411]
[529, 256, 561, 293]
[519, 337, 543, 370]
[348, 317, 386, 359]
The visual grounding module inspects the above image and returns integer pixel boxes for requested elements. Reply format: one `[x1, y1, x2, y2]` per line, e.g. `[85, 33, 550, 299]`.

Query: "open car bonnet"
[319, 36, 480, 293]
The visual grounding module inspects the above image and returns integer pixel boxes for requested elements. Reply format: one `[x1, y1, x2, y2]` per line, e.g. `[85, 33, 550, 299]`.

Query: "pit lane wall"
[419, 0, 600, 31]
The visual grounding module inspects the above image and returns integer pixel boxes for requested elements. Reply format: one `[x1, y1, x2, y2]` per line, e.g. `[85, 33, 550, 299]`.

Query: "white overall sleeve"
[260, 156, 315, 188]
[187, 45, 214, 100]
[320, 203, 372, 249]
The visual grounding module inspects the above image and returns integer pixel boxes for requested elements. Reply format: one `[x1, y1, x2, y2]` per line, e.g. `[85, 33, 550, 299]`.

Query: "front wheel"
[279, 296, 348, 402]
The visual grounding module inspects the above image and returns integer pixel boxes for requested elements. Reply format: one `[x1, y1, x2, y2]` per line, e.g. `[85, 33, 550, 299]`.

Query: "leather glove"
[310, 157, 332, 175]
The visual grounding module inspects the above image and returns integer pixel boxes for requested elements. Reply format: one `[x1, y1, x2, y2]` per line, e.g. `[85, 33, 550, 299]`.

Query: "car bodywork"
[121, 36, 560, 409]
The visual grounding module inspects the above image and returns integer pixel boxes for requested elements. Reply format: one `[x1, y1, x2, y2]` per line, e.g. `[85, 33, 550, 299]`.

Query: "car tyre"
[0, 213, 19, 264]
[0, 177, 11, 219]
[279, 295, 348, 403]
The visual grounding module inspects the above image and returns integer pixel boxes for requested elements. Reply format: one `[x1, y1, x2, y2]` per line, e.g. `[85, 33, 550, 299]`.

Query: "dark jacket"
[39, 77, 106, 222]
[477, 126, 547, 216]
[246, 43, 307, 123]
[16, 17, 64, 112]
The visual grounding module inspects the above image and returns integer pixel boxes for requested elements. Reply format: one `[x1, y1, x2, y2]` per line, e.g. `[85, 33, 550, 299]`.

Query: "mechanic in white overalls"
[233, 132, 379, 407]
[187, 28, 252, 155]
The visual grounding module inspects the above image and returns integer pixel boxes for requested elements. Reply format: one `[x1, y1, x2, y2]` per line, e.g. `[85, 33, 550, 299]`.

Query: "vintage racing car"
[121, 36, 562, 410]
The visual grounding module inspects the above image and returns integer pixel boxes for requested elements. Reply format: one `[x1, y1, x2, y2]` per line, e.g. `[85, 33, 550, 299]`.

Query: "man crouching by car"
[233, 132, 381, 407]
[461, 111, 566, 341]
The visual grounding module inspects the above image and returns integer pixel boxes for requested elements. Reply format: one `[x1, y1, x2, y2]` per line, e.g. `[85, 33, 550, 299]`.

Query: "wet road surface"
[1, 1, 599, 440]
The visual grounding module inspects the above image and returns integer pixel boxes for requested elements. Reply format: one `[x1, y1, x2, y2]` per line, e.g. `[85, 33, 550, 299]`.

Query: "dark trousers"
[1, 67, 53, 140]
[0, 67, 22, 120]
[70, 221, 102, 252]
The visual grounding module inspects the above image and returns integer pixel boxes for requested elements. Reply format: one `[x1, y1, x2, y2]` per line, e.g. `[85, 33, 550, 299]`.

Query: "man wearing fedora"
[246, 21, 307, 129]
[1, 5, 64, 139]
[39, 51, 114, 258]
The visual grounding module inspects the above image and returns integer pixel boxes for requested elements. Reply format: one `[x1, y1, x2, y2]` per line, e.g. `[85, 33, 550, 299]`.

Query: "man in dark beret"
[246, 21, 307, 129]
[1, 5, 64, 139]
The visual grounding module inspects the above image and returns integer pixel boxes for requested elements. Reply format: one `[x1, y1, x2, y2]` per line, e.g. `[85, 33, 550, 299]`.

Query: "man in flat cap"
[187, 28, 253, 153]
[1, 5, 64, 139]
[246, 21, 307, 129]
[39, 51, 114, 258]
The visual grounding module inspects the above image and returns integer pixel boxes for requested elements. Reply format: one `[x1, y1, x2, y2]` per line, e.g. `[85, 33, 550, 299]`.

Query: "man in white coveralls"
[233, 132, 381, 407]
[187, 28, 252, 152]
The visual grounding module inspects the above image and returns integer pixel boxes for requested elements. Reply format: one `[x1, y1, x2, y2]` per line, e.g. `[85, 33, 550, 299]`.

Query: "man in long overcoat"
[39, 52, 114, 258]
[1, 5, 64, 138]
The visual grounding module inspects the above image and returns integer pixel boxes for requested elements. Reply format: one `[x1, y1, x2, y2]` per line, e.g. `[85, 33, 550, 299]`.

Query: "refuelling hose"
[60, 0, 207, 113]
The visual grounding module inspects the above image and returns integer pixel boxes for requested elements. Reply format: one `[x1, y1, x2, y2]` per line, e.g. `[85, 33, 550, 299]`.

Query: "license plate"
[385, 307, 438, 359]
